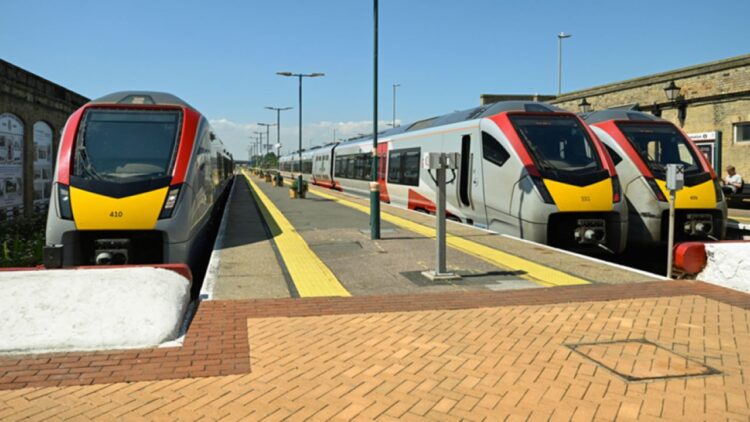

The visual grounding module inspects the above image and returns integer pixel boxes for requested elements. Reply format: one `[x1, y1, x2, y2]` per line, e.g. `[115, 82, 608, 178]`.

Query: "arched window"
[0, 113, 24, 216]
[33, 121, 53, 211]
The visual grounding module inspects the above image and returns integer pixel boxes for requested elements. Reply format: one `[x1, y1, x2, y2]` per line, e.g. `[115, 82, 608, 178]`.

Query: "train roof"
[88, 91, 196, 109]
[582, 109, 664, 125]
[339, 101, 565, 146]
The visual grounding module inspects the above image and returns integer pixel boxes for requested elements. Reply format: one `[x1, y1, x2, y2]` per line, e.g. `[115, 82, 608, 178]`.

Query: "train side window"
[482, 132, 510, 167]
[402, 149, 420, 186]
[388, 151, 402, 183]
[604, 144, 622, 166]
[387, 147, 420, 186]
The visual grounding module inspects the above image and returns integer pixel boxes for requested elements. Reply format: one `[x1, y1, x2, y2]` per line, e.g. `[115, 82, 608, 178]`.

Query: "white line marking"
[199, 179, 236, 301]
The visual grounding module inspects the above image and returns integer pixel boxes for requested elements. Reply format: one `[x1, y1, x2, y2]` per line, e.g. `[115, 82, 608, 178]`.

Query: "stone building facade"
[0, 60, 88, 217]
[481, 54, 750, 179]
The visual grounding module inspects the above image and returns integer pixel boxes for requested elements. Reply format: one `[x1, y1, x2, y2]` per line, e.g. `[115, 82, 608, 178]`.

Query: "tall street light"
[392, 83, 400, 128]
[371, 0, 381, 240]
[276, 71, 325, 196]
[265, 106, 292, 166]
[257, 122, 276, 163]
[557, 32, 572, 96]
[254, 131, 264, 165]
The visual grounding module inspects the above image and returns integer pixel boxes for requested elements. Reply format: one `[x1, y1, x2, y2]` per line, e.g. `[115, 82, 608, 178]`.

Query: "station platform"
[204, 172, 663, 301]
[2, 172, 750, 420]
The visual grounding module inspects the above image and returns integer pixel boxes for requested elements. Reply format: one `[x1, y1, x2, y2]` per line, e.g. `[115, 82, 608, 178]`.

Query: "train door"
[452, 131, 485, 226]
[479, 121, 520, 235]
[377, 141, 390, 202]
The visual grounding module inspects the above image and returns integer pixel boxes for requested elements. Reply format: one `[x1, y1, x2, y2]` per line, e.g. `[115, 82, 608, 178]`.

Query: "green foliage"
[290, 178, 308, 192]
[0, 215, 45, 267]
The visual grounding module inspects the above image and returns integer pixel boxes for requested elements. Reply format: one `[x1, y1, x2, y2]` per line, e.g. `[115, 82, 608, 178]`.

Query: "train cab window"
[604, 144, 623, 166]
[482, 132, 510, 167]
[74, 109, 181, 182]
[388, 147, 420, 186]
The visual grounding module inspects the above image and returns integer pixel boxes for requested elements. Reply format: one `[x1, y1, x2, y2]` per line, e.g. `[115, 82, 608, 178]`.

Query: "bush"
[0, 215, 45, 267]
[290, 179, 308, 192]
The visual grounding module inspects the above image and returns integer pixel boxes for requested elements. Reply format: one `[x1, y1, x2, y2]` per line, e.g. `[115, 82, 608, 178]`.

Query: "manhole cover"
[567, 339, 720, 381]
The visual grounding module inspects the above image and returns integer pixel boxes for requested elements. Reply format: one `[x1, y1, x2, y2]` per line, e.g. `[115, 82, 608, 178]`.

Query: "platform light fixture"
[663, 80, 687, 127]
[664, 80, 681, 102]
[276, 71, 325, 196]
[578, 97, 592, 113]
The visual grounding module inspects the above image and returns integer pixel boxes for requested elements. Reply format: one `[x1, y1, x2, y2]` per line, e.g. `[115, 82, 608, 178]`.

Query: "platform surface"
[3, 172, 749, 420]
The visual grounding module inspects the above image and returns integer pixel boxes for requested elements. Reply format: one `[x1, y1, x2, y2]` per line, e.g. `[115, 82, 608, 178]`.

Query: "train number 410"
[109, 211, 124, 218]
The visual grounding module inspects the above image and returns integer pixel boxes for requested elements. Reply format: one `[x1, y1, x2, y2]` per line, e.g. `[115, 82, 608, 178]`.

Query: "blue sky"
[3, 0, 748, 158]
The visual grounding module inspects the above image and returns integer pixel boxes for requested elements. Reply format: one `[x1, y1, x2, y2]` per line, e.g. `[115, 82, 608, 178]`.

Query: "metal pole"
[392, 83, 401, 127]
[370, 0, 381, 240]
[436, 163, 447, 274]
[557, 35, 562, 96]
[276, 110, 280, 162]
[666, 190, 676, 278]
[298, 75, 303, 196]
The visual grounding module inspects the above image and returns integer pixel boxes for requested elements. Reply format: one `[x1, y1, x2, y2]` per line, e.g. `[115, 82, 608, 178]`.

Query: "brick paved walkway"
[1, 281, 749, 420]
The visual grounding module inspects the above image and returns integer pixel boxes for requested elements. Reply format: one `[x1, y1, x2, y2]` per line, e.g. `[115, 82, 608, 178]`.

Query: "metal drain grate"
[567, 339, 720, 382]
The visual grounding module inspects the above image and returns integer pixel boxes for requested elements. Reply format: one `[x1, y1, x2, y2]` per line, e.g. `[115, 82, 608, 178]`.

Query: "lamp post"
[257, 122, 276, 164]
[371, 0, 381, 240]
[254, 131, 264, 166]
[265, 106, 292, 167]
[276, 71, 325, 196]
[392, 83, 400, 128]
[557, 32, 572, 96]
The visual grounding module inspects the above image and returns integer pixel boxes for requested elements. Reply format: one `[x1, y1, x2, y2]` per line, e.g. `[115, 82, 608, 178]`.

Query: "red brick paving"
[0, 280, 747, 391]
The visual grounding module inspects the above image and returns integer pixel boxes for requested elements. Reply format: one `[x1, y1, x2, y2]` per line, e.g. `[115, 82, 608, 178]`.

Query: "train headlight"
[159, 185, 182, 219]
[645, 178, 667, 202]
[58, 184, 73, 220]
[531, 176, 555, 205]
[612, 176, 622, 203]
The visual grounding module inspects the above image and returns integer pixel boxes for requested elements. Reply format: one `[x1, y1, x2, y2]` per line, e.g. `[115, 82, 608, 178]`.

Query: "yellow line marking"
[306, 185, 589, 287]
[729, 215, 750, 223]
[242, 171, 350, 297]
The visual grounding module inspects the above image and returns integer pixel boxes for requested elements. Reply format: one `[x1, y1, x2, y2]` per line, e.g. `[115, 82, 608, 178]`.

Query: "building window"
[735, 122, 750, 143]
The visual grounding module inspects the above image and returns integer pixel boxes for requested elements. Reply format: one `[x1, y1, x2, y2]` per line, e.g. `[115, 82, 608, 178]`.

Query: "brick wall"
[0, 60, 88, 216]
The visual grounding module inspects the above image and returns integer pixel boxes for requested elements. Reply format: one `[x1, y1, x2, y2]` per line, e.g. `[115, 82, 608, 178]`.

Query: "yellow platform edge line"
[306, 185, 589, 287]
[242, 172, 350, 297]
[730, 215, 750, 223]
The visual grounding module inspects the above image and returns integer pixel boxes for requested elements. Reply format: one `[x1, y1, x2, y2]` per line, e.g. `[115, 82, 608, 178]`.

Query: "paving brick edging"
[0, 280, 747, 391]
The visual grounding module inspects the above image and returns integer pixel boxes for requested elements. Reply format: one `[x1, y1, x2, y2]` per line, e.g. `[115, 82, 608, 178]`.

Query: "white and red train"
[280, 101, 628, 253]
[584, 109, 727, 244]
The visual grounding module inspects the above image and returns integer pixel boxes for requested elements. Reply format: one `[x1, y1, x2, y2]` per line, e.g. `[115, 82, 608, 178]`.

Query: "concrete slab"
[210, 176, 291, 300]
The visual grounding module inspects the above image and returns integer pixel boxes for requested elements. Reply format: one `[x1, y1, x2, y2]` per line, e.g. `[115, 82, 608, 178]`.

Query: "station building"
[0, 59, 88, 217]
[481, 53, 750, 179]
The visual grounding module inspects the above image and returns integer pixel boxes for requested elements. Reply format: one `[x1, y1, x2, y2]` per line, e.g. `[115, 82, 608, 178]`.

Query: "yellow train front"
[585, 109, 727, 245]
[44, 91, 233, 268]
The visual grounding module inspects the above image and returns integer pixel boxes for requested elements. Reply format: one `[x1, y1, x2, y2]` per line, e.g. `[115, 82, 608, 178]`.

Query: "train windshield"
[509, 115, 604, 180]
[74, 109, 181, 182]
[616, 123, 703, 178]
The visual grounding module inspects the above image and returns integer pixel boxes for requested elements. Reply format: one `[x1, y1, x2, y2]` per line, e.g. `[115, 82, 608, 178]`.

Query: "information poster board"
[0, 114, 24, 215]
[688, 131, 721, 175]
[33, 121, 53, 211]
